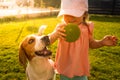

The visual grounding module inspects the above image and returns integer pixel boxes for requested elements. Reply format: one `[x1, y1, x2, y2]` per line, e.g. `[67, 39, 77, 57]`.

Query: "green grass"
[0, 15, 120, 80]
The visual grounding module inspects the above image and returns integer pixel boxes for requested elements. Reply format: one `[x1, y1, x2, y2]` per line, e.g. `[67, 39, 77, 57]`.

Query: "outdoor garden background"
[0, 0, 120, 80]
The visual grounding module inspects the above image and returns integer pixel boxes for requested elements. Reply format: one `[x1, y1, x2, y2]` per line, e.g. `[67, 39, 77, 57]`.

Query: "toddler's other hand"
[101, 35, 118, 46]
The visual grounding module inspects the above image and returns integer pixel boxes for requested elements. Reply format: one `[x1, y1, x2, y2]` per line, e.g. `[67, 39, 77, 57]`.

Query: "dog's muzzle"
[35, 36, 52, 57]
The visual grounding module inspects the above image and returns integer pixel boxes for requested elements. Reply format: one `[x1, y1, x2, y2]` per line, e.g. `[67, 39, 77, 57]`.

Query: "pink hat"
[58, 0, 88, 17]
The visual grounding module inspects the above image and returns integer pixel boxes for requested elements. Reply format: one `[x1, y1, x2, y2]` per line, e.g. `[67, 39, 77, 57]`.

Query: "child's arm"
[49, 23, 66, 44]
[89, 35, 118, 49]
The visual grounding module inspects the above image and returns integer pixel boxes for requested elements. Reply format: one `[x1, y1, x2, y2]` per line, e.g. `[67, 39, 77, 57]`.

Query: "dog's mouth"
[35, 47, 52, 57]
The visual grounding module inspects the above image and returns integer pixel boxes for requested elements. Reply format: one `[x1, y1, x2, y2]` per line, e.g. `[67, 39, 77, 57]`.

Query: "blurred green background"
[0, 15, 120, 80]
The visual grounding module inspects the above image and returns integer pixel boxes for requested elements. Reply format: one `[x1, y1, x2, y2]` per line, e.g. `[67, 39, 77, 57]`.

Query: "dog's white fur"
[19, 26, 54, 80]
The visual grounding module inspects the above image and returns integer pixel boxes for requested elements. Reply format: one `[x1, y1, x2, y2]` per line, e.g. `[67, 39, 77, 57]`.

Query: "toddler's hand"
[54, 23, 66, 39]
[49, 23, 66, 43]
[101, 35, 118, 46]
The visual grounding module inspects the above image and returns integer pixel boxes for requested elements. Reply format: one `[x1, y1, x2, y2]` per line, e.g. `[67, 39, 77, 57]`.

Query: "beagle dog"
[19, 26, 55, 80]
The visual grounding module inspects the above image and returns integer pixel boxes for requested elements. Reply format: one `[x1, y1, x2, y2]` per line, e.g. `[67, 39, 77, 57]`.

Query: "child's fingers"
[104, 35, 118, 46]
[112, 36, 118, 46]
[55, 26, 66, 39]
[107, 36, 118, 46]
[57, 25, 66, 35]
[56, 23, 66, 29]
[59, 32, 66, 37]
[112, 36, 118, 41]
[58, 27, 66, 33]
[105, 35, 117, 41]
[58, 29, 66, 38]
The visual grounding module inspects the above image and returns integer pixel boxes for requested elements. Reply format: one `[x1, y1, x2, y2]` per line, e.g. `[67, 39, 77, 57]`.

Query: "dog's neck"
[29, 56, 45, 65]
[28, 56, 51, 69]
[34, 55, 49, 60]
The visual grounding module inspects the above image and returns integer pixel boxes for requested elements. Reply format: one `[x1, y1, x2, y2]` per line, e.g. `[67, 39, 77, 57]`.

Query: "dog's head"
[19, 25, 52, 68]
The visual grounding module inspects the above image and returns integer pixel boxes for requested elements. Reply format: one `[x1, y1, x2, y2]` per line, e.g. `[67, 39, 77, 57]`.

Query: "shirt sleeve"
[88, 21, 94, 39]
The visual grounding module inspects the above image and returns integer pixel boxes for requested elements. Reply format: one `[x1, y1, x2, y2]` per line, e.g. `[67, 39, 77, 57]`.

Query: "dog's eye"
[28, 39, 34, 44]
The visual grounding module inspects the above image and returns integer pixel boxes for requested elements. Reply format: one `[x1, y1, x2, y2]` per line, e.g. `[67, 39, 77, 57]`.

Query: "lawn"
[0, 15, 120, 80]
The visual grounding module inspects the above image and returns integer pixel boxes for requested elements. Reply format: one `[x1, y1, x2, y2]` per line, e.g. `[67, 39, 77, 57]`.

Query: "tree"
[44, 0, 61, 8]
[34, 0, 61, 8]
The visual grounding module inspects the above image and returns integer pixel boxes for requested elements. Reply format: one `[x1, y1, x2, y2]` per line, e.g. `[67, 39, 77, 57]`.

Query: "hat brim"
[58, 9, 85, 17]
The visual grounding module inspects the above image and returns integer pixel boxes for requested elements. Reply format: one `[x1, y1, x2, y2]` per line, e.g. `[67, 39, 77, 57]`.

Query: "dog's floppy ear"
[19, 44, 27, 69]
[38, 25, 47, 36]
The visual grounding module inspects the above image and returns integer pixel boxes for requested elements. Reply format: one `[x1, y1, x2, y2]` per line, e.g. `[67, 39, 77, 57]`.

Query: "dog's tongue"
[42, 47, 50, 55]
[35, 47, 52, 56]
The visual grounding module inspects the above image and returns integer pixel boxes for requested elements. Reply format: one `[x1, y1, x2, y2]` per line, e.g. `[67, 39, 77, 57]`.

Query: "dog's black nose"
[41, 36, 49, 41]
[41, 36, 50, 45]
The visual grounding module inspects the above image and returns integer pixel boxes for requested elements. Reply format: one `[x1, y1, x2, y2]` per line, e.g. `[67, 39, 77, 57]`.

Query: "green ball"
[64, 23, 80, 42]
